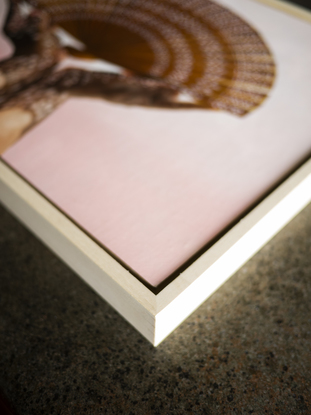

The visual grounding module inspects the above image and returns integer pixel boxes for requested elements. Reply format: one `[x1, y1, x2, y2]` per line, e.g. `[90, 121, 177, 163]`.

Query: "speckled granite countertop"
[1, 196, 311, 414]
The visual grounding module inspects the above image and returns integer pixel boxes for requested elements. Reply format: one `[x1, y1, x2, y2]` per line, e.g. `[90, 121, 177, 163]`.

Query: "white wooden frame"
[1, 0, 311, 346]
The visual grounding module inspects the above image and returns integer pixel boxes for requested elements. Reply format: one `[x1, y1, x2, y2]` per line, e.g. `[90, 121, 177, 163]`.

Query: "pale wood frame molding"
[1, 155, 311, 345]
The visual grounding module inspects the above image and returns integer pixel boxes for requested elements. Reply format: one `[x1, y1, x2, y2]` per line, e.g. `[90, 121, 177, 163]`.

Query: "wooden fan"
[0, 0, 275, 153]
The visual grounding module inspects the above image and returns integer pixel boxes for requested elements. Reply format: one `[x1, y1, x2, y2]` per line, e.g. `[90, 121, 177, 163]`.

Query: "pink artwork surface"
[1, 0, 311, 287]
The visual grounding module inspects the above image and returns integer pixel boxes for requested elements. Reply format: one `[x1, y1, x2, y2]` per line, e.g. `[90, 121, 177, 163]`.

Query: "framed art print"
[0, 0, 311, 345]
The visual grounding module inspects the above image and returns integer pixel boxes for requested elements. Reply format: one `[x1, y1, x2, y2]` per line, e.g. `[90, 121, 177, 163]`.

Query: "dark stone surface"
[1, 199, 311, 415]
[291, 0, 311, 9]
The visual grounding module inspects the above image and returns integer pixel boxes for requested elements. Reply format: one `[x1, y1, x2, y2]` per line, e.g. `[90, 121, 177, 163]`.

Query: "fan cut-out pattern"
[32, 0, 276, 115]
[0, 0, 276, 154]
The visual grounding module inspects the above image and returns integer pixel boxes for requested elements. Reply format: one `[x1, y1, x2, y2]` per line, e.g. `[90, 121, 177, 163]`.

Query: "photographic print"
[0, 0, 276, 153]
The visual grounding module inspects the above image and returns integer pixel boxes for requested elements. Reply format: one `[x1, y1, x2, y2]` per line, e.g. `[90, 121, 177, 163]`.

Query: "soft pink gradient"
[2, 0, 311, 286]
